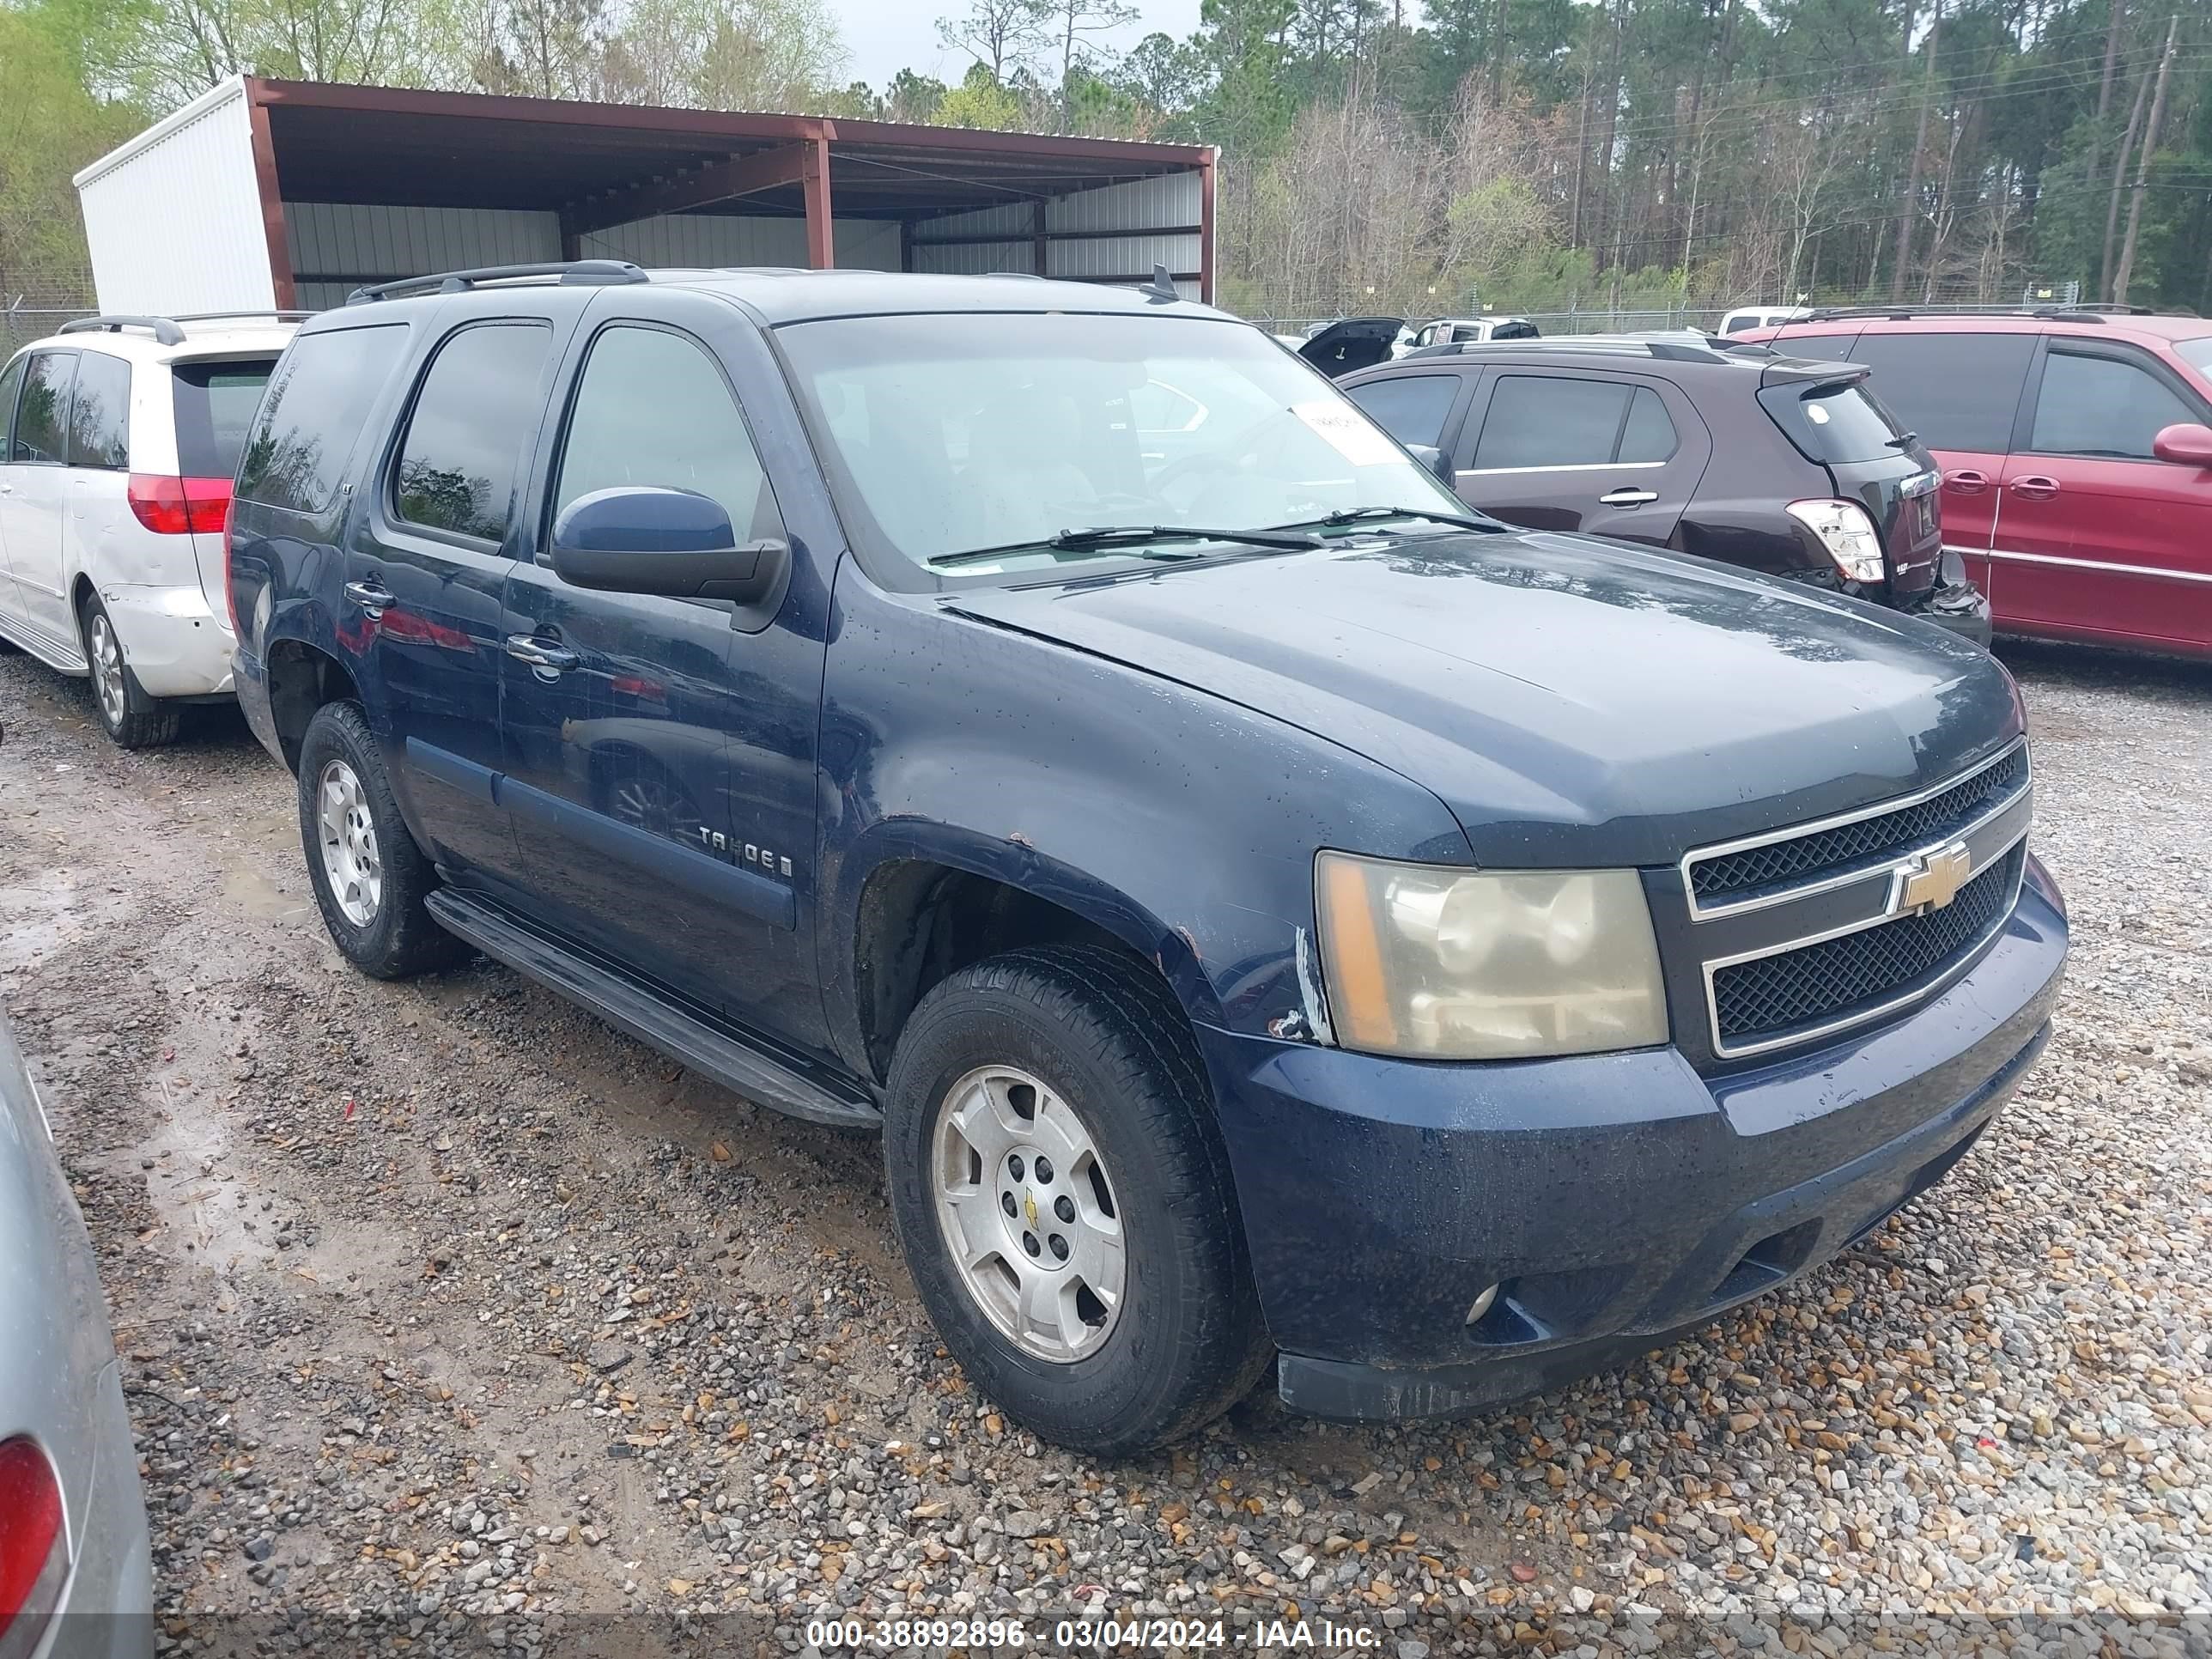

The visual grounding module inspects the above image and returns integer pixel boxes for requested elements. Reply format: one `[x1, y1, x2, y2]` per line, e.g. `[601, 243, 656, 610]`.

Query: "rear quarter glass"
[237, 324, 410, 513]
[173, 359, 277, 479]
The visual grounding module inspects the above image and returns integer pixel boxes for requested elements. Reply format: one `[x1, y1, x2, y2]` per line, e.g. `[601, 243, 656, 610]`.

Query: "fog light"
[1465, 1283, 1500, 1325]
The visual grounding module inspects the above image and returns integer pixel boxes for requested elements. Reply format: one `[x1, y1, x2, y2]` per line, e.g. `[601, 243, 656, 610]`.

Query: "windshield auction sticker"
[1291, 399, 1404, 467]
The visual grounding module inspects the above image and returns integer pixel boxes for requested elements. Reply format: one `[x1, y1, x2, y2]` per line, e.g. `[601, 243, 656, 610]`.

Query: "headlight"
[1785, 498, 1885, 583]
[1315, 853, 1668, 1060]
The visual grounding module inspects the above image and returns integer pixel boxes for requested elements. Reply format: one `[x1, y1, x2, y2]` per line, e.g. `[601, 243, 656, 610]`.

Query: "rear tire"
[79, 594, 180, 748]
[884, 945, 1273, 1456]
[297, 701, 470, 979]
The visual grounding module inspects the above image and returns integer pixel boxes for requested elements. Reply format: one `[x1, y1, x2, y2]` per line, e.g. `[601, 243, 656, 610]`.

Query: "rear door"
[1993, 338, 2212, 652]
[501, 291, 830, 1042]
[60, 349, 135, 618]
[0, 354, 27, 623]
[347, 310, 569, 884]
[0, 350, 79, 645]
[1453, 368, 1710, 545]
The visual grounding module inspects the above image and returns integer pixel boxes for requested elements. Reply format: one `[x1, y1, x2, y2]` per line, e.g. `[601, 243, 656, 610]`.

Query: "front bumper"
[99, 582, 234, 699]
[1196, 860, 2067, 1422]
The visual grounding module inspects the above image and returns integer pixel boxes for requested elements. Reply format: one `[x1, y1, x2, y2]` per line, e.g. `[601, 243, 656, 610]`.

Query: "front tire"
[884, 945, 1273, 1456]
[296, 702, 470, 979]
[80, 594, 179, 748]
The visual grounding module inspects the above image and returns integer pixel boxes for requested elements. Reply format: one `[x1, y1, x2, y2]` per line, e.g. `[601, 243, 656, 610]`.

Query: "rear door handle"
[1945, 469, 1989, 495]
[343, 578, 391, 617]
[505, 633, 579, 674]
[1599, 487, 1659, 507]
[2009, 475, 2061, 501]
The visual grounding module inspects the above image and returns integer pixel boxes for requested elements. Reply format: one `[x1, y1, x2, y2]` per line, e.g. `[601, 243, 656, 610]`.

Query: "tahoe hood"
[946, 530, 2021, 867]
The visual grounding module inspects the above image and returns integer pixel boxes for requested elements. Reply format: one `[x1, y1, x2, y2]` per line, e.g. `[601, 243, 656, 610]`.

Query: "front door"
[1454, 369, 1709, 546]
[1992, 340, 2212, 652]
[347, 312, 568, 883]
[0, 350, 79, 646]
[500, 297, 830, 1044]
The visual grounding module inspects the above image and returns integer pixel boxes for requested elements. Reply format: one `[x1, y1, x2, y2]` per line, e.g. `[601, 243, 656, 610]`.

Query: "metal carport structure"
[75, 77, 1217, 314]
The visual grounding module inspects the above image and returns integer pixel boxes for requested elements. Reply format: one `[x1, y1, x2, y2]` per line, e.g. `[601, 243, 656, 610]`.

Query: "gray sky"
[832, 0, 1208, 94]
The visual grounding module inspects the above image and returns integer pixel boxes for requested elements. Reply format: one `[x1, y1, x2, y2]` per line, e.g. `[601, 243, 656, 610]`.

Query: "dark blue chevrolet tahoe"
[228, 261, 2067, 1455]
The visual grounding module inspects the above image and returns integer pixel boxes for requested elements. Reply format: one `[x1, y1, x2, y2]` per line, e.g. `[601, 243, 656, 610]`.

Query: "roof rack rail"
[59, 313, 187, 346]
[346, 260, 649, 306]
[1802, 301, 2172, 325]
[1430, 334, 1735, 365]
[168, 309, 316, 325]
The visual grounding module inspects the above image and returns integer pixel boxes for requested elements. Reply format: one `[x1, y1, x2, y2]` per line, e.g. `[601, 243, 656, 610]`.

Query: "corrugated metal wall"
[582, 215, 900, 270]
[287, 203, 902, 307]
[288, 202, 559, 308]
[910, 173, 1201, 298]
[76, 82, 276, 314]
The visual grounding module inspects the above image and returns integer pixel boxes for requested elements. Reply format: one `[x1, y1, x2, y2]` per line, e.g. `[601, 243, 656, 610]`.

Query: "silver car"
[0, 1013, 152, 1659]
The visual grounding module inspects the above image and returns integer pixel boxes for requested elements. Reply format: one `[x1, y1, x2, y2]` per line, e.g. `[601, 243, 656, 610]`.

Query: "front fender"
[815, 567, 1473, 1076]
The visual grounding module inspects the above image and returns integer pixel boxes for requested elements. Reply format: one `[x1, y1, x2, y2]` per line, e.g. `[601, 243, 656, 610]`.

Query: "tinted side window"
[0, 356, 25, 457]
[1839, 332, 2033, 453]
[11, 352, 75, 465]
[393, 324, 552, 542]
[174, 358, 276, 479]
[1345, 374, 1460, 448]
[66, 351, 131, 470]
[1492, 321, 1539, 341]
[1618, 386, 1678, 463]
[239, 325, 408, 513]
[553, 325, 782, 544]
[1474, 375, 1630, 469]
[2029, 349, 2198, 459]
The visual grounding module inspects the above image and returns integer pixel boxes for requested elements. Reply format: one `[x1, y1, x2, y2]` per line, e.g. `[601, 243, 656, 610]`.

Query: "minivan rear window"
[173, 358, 276, 480]
[1759, 380, 1908, 465]
[238, 325, 408, 514]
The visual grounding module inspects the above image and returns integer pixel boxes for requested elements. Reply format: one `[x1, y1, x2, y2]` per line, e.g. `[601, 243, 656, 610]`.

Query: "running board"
[0, 607, 88, 675]
[423, 889, 882, 1130]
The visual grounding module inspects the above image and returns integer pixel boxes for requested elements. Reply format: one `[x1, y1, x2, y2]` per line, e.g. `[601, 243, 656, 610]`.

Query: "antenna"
[1142, 264, 1182, 305]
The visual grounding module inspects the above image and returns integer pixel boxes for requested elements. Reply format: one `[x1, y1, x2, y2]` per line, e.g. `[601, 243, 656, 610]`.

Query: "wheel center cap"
[1023, 1191, 1039, 1228]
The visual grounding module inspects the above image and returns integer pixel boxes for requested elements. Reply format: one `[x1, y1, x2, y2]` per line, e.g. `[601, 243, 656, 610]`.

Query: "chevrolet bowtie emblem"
[1899, 842, 1973, 913]
[1024, 1194, 1039, 1227]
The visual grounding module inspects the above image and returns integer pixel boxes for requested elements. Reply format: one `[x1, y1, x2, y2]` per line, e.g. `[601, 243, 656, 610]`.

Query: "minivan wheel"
[296, 702, 470, 979]
[884, 945, 1273, 1456]
[79, 596, 179, 748]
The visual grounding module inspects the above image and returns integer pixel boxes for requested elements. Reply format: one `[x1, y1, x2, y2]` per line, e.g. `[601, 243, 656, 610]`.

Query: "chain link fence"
[3, 303, 97, 356]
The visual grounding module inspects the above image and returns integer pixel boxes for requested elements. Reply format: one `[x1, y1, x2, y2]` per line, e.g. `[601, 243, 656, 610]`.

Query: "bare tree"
[936, 0, 1043, 82]
[2112, 13, 2178, 304]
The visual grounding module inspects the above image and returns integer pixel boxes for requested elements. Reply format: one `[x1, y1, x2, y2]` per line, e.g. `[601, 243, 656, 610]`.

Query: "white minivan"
[1717, 304, 1812, 335]
[0, 313, 295, 745]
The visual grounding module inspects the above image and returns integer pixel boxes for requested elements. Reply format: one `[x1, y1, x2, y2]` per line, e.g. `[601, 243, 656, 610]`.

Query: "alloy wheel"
[930, 1065, 1126, 1363]
[88, 612, 127, 730]
[316, 759, 384, 927]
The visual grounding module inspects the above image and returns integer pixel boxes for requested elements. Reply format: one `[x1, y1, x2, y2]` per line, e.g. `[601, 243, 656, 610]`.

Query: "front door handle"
[505, 633, 579, 674]
[1945, 469, 1989, 495]
[343, 578, 391, 617]
[1599, 487, 1659, 507]
[2009, 474, 2061, 501]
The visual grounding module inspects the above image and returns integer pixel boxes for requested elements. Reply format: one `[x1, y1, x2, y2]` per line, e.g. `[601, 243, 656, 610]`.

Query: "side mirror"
[550, 486, 788, 605]
[1405, 443, 1455, 484]
[2152, 422, 2212, 468]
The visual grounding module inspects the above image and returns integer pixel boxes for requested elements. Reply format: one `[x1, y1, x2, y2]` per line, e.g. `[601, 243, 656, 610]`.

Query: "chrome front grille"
[1681, 740, 2033, 1060]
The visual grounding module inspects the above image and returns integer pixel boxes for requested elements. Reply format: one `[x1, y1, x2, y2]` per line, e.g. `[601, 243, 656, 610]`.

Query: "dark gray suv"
[1340, 334, 1992, 645]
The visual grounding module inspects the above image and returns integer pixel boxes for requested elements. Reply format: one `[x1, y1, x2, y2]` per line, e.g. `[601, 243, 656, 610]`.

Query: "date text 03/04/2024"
[804, 1616, 1386, 1650]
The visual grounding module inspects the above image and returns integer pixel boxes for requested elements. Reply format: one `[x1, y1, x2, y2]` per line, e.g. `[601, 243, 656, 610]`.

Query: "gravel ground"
[2, 636, 2208, 1659]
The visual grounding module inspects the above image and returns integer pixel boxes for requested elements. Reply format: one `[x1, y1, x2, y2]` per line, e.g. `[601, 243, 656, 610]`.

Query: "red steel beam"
[563, 140, 815, 240]
[242, 81, 297, 308]
[804, 133, 834, 270]
[1199, 148, 1217, 306]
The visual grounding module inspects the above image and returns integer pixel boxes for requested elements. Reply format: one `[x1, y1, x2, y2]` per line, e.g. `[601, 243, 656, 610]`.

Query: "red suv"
[1746, 307, 2212, 659]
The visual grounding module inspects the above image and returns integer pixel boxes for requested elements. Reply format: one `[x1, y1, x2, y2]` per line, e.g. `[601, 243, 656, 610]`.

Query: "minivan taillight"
[127, 473, 232, 536]
[0, 1437, 66, 1649]
[222, 496, 241, 638]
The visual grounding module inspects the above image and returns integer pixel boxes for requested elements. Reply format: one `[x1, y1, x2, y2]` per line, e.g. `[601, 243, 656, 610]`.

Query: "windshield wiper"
[1302, 504, 1510, 534]
[928, 523, 1322, 570]
[1886, 432, 1920, 449]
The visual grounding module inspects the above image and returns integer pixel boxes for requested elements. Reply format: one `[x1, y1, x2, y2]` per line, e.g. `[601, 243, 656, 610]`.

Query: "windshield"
[776, 311, 1468, 577]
